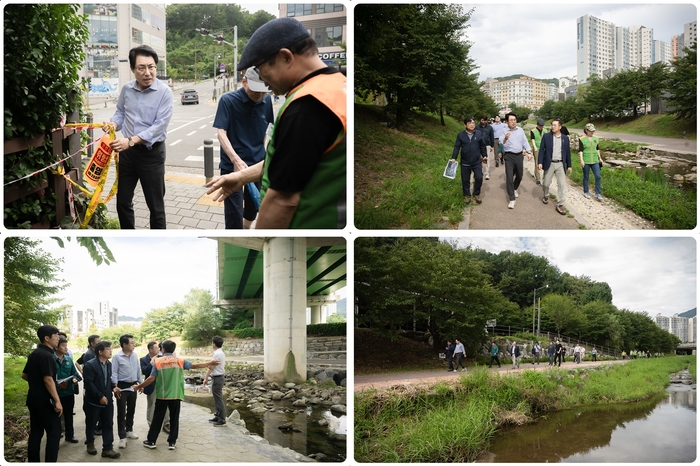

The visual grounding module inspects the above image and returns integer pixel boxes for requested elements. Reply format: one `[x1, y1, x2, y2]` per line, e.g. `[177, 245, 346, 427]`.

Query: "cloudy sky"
[37, 237, 219, 319]
[447, 236, 696, 317]
[34, 236, 346, 319]
[464, 3, 697, 81]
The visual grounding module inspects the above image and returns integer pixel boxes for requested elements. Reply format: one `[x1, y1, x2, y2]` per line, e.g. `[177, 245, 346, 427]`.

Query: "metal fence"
[486, 325, 622, 358]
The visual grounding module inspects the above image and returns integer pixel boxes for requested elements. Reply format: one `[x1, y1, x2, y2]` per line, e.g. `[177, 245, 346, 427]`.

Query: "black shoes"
[143, 440, 157, 449]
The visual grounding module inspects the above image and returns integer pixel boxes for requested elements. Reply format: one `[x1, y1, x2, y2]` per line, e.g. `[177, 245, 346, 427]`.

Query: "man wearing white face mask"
[213, 68, 274, 229]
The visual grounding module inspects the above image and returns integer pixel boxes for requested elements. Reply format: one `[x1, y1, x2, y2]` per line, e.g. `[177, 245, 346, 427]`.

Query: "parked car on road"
[181, 89, 199, 105]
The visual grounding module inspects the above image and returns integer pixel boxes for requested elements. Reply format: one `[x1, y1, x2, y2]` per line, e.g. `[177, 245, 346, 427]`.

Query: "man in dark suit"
[83, 341, 121, 459]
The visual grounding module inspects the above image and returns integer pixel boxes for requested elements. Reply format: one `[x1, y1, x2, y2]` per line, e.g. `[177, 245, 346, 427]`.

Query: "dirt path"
[355, 359, 631, 392]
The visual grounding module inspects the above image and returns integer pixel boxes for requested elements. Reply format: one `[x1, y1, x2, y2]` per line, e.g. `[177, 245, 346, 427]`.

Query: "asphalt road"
[87, 80, 231, 172]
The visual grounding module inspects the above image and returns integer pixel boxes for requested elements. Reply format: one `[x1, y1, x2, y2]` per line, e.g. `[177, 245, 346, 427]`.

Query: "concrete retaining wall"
[180, 335, 346, 359]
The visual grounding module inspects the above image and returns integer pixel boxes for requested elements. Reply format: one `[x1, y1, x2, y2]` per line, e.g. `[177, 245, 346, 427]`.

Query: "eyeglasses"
[136, 65, 157, 73]
[253, 51, 279, 76]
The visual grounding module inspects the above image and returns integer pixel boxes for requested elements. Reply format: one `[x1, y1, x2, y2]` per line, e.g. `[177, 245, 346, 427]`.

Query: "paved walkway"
[462, 150, 579, 230]
[460, 145, 657, 229]
[355, 359, 631, 392]
[101, 166, 226, 229]
[49, 394, 308, 462]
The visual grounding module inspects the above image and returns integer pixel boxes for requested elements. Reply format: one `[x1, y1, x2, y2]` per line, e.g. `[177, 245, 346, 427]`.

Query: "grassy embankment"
[356, 104, 696, 229]
[5, 357, 30, 461]
[355, 355, 696, 463]
[566, 114, 697, 140]
[354, 104, 465, 229]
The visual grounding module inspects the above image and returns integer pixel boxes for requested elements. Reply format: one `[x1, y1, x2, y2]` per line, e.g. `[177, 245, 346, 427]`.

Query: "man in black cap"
[206, 18, 346, 229]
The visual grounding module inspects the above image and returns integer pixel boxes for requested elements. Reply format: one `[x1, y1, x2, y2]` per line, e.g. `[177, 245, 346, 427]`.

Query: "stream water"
[186, 386, 347, 462]
[483, 384, 696, 462]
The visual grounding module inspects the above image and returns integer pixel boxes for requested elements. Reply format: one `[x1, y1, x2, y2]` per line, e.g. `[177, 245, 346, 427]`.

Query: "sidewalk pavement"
[354, 358, 630, 392]
[49, 393, 308, 462]
[101, 165, 226, 229]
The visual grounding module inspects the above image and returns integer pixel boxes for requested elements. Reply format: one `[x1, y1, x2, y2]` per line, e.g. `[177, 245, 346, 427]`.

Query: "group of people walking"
[22, 325, 223, 462]
[445, 339, 603, 373]
[450, 113, 604, 212]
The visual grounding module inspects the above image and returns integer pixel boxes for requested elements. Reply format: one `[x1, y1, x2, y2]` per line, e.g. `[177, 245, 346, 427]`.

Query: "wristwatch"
[128, 137, 135, 147]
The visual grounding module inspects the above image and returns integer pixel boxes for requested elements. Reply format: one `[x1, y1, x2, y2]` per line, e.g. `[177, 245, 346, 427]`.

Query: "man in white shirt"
[203, 336, 227, 426]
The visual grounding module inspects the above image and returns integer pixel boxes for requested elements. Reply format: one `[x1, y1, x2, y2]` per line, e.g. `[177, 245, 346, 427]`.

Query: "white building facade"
[82, 3, 167, 101]
[278, 4, 346, 66]
[654, 313, 696, 343]
[578, 14, 679, 83]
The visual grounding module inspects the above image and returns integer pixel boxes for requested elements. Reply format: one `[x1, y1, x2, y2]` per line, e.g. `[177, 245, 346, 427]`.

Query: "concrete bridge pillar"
[263, 237, 307, 383]
[253, 307, 263, 328]
[310, 305, 322, 324]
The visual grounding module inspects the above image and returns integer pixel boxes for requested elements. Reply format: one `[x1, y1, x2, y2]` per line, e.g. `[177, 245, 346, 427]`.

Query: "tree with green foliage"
[99, 324, 142, 346]
[355, 238, 517, 354]
[535, 100, 557, 121]
[52, 237, 115, 266]
[164, 4, 275, 80]
[182, 289, 222, 341]
[140, 304, 187, 342]
[326, 313, 346, 324]
[540, 294, 584, 336]
[666, 41, 697, 122]
[4, 4, 90, 228]
[355, 4, 475, 128]
[507, 102, 530, 123]
[4, 237, 66, 357]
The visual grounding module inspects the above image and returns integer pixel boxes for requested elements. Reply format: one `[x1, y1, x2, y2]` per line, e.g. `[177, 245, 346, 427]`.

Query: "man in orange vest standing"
[133, 340, 219, 450]
[206, 17, 346, 229]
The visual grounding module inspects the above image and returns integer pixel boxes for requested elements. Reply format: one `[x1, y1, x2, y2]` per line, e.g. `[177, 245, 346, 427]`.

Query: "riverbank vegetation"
[355, 355, 695, 462]
[5, 357, 30, 462]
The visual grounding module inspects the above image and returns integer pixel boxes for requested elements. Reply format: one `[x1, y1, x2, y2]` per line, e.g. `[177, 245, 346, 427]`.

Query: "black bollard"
[204, 139, 214, 183]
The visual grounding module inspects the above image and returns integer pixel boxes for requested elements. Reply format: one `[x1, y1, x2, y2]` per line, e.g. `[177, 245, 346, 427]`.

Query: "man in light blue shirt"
[499, 112, 532, 209]
[111, 334, 142, 449]
[103, 45, 173, 229]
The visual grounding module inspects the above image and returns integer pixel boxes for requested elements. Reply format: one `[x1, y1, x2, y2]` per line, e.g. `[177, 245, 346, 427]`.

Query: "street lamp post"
[214, 53, 221, 87]
[533, 284, 549, 335]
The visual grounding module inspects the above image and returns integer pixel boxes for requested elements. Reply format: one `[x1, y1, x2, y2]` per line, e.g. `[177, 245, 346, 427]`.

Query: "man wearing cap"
[537, 118, 571, 215]
[213, 68, 274, 229]
[205, 18, 346, 229]
[579, 123, 604, 201]
[102, 45, 173, 229]
[530, 118, 547, 185]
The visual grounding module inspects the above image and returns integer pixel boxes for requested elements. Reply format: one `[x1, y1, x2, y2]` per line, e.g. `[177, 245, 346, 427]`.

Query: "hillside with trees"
[355, 4, 498, 128]
[355, 238, 681, 356]
[164, 4, 275, 79]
